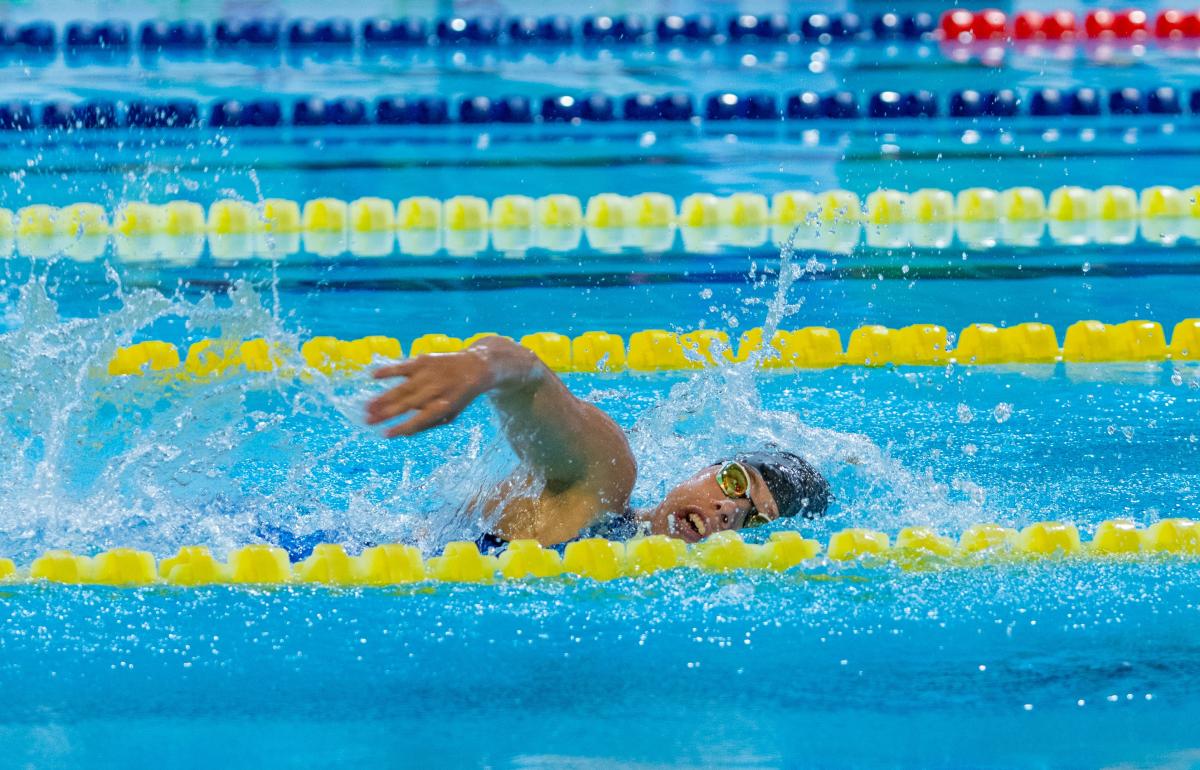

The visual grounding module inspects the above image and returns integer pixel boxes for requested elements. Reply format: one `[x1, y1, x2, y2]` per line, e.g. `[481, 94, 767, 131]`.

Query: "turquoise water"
[3, 276, 1200, 766]
[4, 1, 1200, 767]
[3, 564, 1200, 768]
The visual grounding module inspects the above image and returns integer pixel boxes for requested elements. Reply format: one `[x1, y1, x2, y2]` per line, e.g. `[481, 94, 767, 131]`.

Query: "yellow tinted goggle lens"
[744, 512, 771, 528]
[716, 462, 750, 498]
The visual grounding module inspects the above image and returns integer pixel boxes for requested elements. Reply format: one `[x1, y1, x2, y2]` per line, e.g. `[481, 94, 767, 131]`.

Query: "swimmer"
[366, 336, 829, 550]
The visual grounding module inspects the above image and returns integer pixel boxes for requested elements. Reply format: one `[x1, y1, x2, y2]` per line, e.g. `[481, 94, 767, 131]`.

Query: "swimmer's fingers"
[365, 381, 438, 425]
[365, 378, 422, 419]
[372, 358, 421, 380]
[384, 398, 462, 438]
[368, 351, 488, 435]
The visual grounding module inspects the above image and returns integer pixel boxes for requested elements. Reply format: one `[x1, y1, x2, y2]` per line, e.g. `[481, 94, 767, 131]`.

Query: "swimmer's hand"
[367, 336, 635, 545]
[366, 337, 543, 438]
[366, 350, 496, 438]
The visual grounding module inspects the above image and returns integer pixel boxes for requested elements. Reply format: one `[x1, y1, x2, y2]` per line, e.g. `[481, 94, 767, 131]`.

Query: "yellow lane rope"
[3, 519, 1197, 586]
[104, 318, 1200, 378]
[4, 185, 1199, 259]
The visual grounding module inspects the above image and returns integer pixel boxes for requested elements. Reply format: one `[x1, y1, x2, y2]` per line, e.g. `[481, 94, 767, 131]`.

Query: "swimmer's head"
[647, 450, 830, 543]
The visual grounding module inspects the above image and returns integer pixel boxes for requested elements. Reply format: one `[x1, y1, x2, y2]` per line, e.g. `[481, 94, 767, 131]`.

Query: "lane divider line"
[4, 84, 1200, 133]
[5, 186, 1199, 260]
[3, 10, 1198, 70]
[4, 519, 1198, 586]
[104, 318, 1200, 378]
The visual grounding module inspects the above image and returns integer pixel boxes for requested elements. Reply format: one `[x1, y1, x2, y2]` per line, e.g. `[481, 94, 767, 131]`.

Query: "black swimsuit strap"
[475, 508, 639, 556]
[475, 531, 509, 554]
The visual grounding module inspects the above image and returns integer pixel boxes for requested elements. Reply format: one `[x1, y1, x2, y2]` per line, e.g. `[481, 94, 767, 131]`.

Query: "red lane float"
[940, 8, 976, 41]
[1084, 9, 1117, 37]
[941, 8, 1008, 41]
[1155, 9, 1200, 38]
[944, 7, 1200, 43]
[1111, 9, 1149, 38]
[1086, 8, 1147, 39]
[1013, 10, 1077, 40]
[971, 8, 1008, 39]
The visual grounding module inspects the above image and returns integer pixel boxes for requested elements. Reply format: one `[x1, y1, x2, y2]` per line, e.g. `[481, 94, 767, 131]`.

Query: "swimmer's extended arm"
[366, 337, 635, 544]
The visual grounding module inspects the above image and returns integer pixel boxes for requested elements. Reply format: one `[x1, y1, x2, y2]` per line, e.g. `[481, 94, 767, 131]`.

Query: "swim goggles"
[715, 461, 771, 528]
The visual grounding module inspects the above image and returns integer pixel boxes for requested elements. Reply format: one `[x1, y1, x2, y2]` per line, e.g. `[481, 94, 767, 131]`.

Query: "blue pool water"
[4, 1, 1200, 767]
[4, 564, 1200, 768]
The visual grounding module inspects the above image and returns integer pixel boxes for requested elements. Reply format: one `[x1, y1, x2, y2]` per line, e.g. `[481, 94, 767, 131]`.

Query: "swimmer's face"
[648, 465, 780, 544]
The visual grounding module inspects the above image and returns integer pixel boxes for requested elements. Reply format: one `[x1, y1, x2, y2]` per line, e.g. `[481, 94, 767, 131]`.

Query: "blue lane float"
[209, 100, 283, 128]
[287, 18, 354, 47]
[137, 20, 206, 50]
[362, 18, 429, 46]
[213, 19, 280, 48]
[2, 20, 56, 51]
[1, 86, 1198, 132]
[64, 20, 131, 51]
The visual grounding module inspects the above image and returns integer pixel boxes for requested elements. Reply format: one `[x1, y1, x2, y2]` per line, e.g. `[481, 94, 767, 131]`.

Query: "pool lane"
[2, 311, 1198, 560]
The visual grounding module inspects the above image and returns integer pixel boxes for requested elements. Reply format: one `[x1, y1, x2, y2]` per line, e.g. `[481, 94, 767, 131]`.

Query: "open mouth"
[670, 507, 708, 542]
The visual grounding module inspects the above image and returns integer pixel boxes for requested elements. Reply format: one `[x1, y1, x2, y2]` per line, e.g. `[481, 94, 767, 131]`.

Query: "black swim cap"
[733, 450, 831, 519]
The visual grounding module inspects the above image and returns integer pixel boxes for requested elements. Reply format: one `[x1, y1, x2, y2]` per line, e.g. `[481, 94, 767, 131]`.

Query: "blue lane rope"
[0, 14, 942, 59]
[0, 87, 1196, 132]
[8, 12, 1198, 60]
